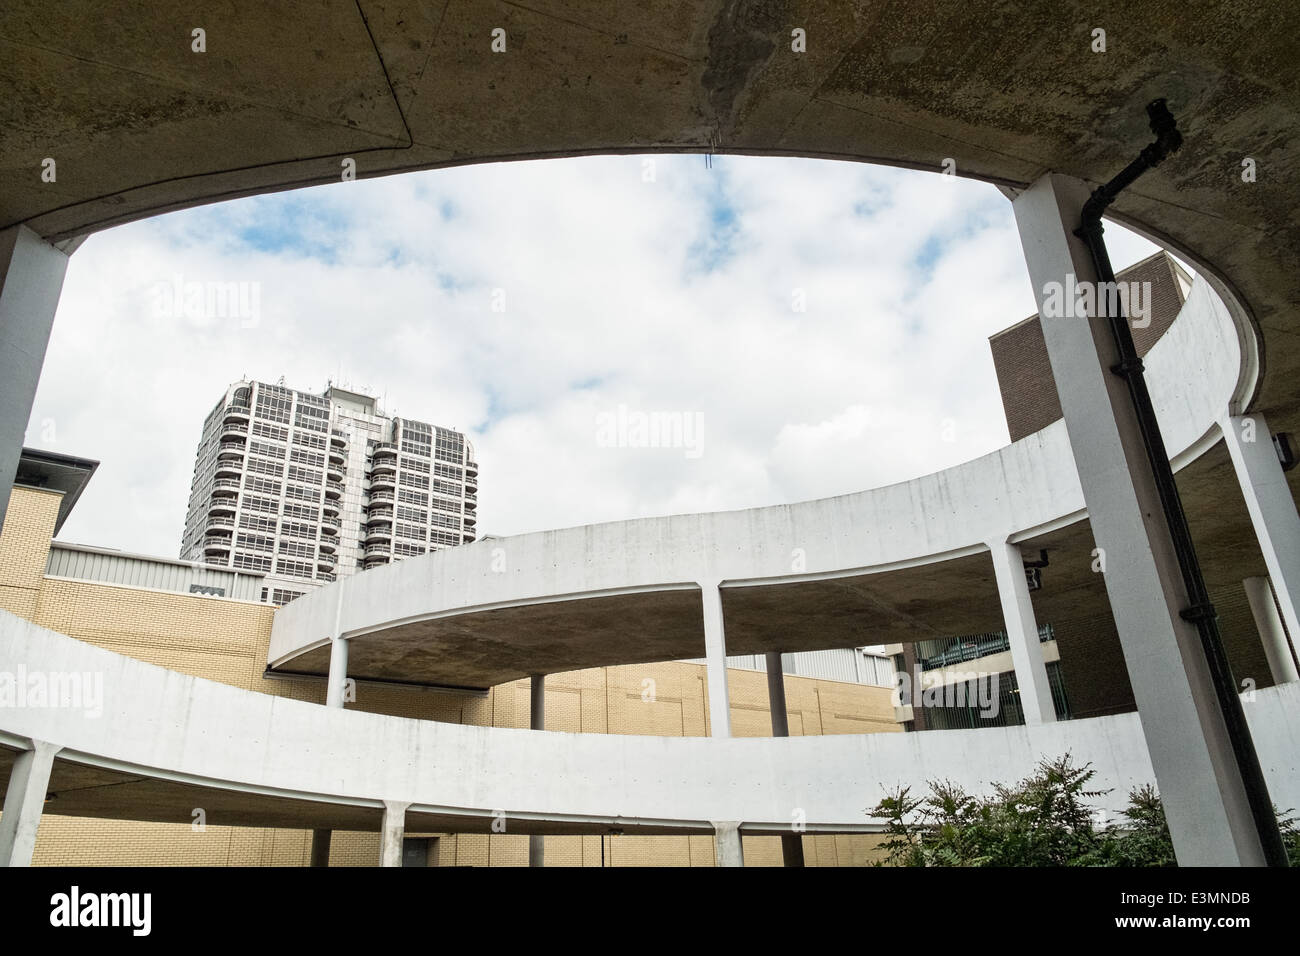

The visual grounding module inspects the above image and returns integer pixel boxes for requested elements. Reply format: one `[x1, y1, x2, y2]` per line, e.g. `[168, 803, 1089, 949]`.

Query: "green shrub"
[869, 753, 1293, 867]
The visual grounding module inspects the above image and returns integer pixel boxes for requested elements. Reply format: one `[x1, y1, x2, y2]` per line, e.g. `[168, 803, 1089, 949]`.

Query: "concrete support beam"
[325, 636, 349, 709]
[0, 226, 70, 536]
[711, 820, 744, 868]
[1243, 577, 1300, 685]
[310, 829, 331, 867]
[529, 673, 545, 868]
[325, 586, 349, 708]
[765, 652, 805, 867]
[1013, 172, 1266, 865]
[0, 740, 59, 867]
[700, 581, 731, 738]
[987, 539, 1055, 724]
[379, 800, 409, 867]
[1222, 413, 1300, 648]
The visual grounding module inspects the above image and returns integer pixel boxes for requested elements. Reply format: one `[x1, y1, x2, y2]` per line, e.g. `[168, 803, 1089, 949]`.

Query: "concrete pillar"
[711, 821, 744, 868]
[310, 829, 331, 867]
[765, 652, 790, 736]
[987, 539, 1056, 724]
[1222, 413, 1300, 648]
[324, 585, 349, 708]
[1013, 172, 1268, 865]
[0, 740, 59, 867]
[1243, 577, 1300, 684]
[379, 800, 409, 867]
[528, 674, 545, 868]
[325, 636, 349, 708]
[699, 581, 732, 737]
[764, 652, 805, 867]
[0, 226, 70, 535]
[318, 590, 348, 859]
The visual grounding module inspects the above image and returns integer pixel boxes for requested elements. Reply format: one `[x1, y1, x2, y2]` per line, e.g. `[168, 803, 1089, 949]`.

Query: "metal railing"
[916, 624, 1055, 671]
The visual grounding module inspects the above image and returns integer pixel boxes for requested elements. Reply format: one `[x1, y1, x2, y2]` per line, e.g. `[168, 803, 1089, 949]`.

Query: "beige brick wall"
[0, 485, 60, 620]
[2, 486, 897, 866]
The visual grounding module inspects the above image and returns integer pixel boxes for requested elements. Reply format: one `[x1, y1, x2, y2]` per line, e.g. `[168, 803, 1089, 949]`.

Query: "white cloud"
[26, 155, 1159, 555]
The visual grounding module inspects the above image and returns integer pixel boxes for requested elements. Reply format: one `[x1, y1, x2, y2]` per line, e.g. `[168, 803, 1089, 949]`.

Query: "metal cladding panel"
[788, 648, 859, 684]
[46, 545, 264, 602]
[682, 647, 884, 685]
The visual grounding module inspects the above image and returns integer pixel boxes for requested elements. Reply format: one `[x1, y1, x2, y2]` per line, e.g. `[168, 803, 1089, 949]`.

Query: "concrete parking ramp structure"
[3, 2, 1300, 866]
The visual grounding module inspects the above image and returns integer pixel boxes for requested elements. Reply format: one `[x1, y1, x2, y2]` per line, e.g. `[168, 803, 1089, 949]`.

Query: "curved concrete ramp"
[4, 612, 1299, 839]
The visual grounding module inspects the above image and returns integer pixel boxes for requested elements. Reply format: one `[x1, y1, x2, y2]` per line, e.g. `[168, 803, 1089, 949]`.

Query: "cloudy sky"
[27, 155, 1160, 557]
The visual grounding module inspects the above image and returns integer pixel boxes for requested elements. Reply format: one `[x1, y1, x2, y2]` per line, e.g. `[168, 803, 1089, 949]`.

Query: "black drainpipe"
[1074, 98, 1287, 866]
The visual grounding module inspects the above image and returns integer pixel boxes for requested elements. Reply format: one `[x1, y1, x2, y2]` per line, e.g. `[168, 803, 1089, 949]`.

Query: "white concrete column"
[699, 581, 732, 738]
[711, 821, 744, 867]
[528, 674, 545, 868]
[379, 800, 409, 867]
[1243, 576, 1300, 684]
[987, 539, 1055, 725]
[0, 740, 59, 867]
[1013, 172, 1265, 866]
[0, 226, 70, 535]
[1222, 413, 1300, 647]
[325, 636, 350, 708]
[324, 585, 349, 708]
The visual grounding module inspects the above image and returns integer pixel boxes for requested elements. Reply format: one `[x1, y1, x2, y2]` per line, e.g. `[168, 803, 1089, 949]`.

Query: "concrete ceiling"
[286, 552, 1006, 689]
[2, 1, 1298, 424]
